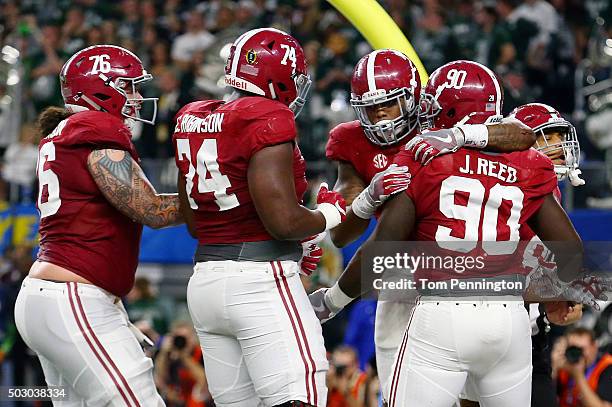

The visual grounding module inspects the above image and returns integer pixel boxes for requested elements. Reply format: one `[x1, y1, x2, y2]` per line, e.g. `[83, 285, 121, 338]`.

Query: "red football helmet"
[350, 49, 421, 146]
[224, 28, 311, 117]
[60, 45, 158, 125]
[510, 103, 580, 179]
[419, 60, 503, 129]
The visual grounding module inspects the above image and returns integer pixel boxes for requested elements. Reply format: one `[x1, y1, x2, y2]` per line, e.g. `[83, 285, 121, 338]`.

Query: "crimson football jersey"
[393, 147, 558, 281]
[521, 185, 562, 241]
[173, 97, 307, 244]
[326, 120, 405, 184]
[37, 111, 142, 297]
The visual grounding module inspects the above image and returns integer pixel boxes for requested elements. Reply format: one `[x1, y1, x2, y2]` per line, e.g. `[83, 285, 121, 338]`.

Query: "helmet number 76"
[89, 54, 111, 75]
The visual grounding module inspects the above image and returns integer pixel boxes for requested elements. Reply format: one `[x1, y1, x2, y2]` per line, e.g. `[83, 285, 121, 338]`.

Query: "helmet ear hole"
[277, 82, 287, 91]
[447, 108, 456, 118]
[267, 41, 275, 50]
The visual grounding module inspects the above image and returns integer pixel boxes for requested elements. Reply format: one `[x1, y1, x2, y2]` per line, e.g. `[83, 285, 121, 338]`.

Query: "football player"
[513, 103, 586, 407]
[14, 45, 181, 406]
[172, 28, 346, 407]
[324, 56, 539, 396]
[314, 61, 585, 406]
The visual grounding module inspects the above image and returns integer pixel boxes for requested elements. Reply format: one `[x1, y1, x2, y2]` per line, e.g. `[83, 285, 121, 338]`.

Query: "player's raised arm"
[248, 142, 345, 240]
[88, 148, 183, 229]
[309, 192, 416, 322]
[407, 116, 537, 164]
[409, 60, 537, 165]
[477, 118, 537, 152]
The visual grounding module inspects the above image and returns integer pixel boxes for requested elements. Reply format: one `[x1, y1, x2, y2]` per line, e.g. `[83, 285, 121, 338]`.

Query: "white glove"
[405, 128, 466, 165]
[351, 164, 411, 219]
[308, 284, 353, 323]
[568, 168, 586, 187]
[316, 182, 347, 230]
[528, 271, 611, 310]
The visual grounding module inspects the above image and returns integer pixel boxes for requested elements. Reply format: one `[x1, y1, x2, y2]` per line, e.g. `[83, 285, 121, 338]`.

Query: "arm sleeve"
[326, 125, 353, 162]
[521, 153, 559, 221]
[64, 113, 139, 160]
[251, 108, 296, 154]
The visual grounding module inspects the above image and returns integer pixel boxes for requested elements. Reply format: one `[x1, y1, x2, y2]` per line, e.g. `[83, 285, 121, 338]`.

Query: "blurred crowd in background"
[1, 0, 612, 406]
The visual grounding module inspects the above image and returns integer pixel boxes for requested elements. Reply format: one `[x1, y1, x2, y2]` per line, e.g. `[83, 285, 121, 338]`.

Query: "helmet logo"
[373, 153, 388, 169]
[246, 49, 257, 64]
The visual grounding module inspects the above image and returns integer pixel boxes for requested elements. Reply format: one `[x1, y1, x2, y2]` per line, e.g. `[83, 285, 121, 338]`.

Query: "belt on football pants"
[194, 240, 302, 263]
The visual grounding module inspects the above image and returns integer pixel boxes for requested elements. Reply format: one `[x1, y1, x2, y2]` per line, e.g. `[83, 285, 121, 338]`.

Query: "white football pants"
[187, 260, 328, 407]
[375, 299, 416, 396]
[14, 277, 164, 407]
[386, 296, 532, 407]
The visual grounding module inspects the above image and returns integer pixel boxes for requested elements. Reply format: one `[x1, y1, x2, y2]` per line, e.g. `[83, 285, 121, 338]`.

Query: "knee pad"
[273, 401, 316, 407]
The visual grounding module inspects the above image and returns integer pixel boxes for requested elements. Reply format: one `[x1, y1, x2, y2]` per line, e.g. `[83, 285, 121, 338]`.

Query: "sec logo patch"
[373, 153, 388, 169]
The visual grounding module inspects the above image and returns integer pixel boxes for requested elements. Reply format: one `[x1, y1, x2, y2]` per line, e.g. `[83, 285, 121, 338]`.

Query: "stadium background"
[0, 0, 611, 405]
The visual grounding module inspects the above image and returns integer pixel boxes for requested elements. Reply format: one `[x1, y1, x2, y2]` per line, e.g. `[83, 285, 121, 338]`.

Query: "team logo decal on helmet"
[246, 49, 257, 64]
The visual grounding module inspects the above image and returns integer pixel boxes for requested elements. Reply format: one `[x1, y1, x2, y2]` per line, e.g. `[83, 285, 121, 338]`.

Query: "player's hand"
[527, 269, 608, 309]
[545, 301, 583, 325]
[549, 275, 609, 310]
[298, 233, 325, 276]
[405, 128, 465, 165]
[565, 275, 611, 309]
[309, 287, 341, 323]
[352, 164, 411, 219]
[316, 182, 346, 230]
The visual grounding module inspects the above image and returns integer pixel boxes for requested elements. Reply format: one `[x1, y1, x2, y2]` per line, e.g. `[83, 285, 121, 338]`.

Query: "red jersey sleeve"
[326, 122, 354, 162]
[518, 149, 558, 221]
[57, 111, 139, 160]
[248, 102, 296, 154]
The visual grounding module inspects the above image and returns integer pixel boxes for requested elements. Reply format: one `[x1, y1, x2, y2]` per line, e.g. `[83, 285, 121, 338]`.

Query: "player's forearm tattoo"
[88, 149, 183, 228]
[485, 123, 537, 152]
